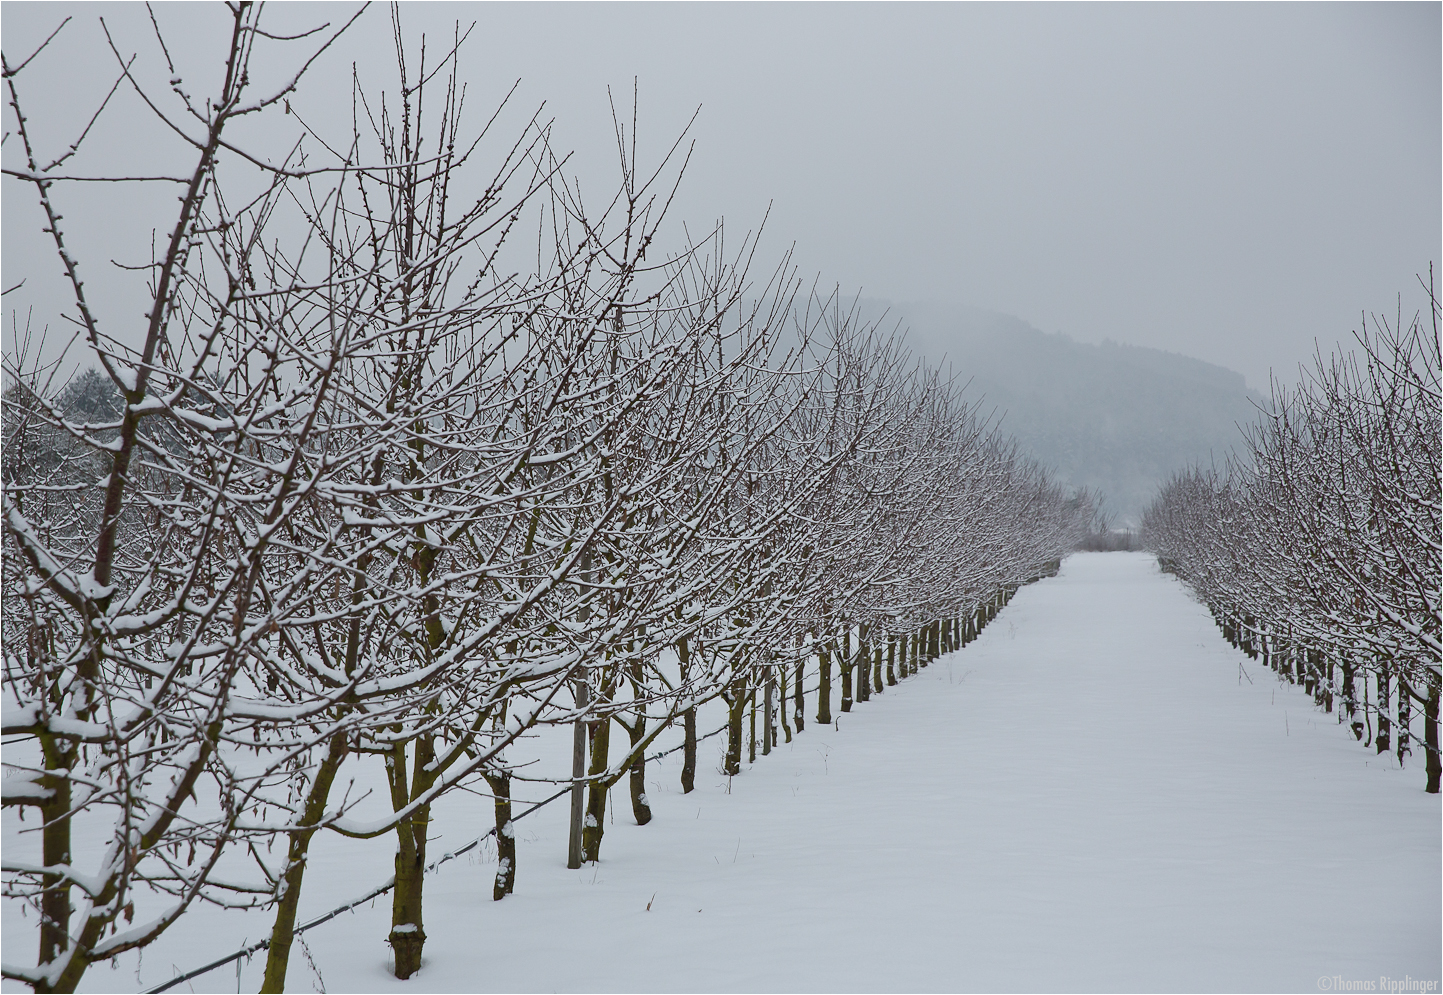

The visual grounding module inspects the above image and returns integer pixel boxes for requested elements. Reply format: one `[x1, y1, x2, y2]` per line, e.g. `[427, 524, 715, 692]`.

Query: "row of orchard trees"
[0, 7, 1094, 992]
[1143, 286, 1441, 794]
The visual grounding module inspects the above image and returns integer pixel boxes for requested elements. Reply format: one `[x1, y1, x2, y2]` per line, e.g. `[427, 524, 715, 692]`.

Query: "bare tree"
[1, 6, 376, 991]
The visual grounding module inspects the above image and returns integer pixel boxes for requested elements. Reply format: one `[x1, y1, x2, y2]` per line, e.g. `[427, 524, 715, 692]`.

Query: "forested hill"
[860, 300, 1267, 525]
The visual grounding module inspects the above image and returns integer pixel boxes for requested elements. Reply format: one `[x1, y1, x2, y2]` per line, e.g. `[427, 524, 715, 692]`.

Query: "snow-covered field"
[6, 552, 1439, 993]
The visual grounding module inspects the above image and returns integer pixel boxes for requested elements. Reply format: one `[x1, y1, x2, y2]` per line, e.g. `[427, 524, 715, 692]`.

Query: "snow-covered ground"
[6, 553, 1439, 993]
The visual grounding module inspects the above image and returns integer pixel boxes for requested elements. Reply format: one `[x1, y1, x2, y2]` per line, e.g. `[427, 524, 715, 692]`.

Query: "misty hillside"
[862, 300, 1267, 525]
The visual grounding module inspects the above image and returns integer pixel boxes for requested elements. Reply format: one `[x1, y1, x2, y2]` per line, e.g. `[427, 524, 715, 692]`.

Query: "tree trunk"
[260, 728, 349, 993]
[681, 705, 697, 793]
[857, 626, 871, 703]
[779, 662, 793, 743]
[1362, 665, 1374, 748]
[748, 682, 758, 763]
[724, 675, 746, 775]
[1373, 654, 1385, 749]
[763, 663, 775, 755]
[388, 742, 429, 981]
[568, 679, 589, 868]
[678, 635, 696, 794]
[1397, 675, 1412, 766]
[840, 628, 853, 712]
[622, 660, 652, 825]
[627, 714, 652, 826]
[794, 652, 806, 733]
[582, 713, 611, 862]
[484, 770, 515, 899]
[1425, 671, 1440, 794]
[38, 740, 73, 971]
[1341, 655, 1362, 739]
[886, 637, 897, 686]
[872, 641, 884, 695]
[816, 640, 832, 725]
[770, 663, 779, 747]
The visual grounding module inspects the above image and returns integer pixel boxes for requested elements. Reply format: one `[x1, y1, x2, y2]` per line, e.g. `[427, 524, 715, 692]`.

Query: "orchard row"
[0, 8, 1094, 992]
[1144, 286, 1440, 794]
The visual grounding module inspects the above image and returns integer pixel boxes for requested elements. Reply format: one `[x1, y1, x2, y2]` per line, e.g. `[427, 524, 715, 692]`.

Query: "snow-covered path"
[45, 553, 1443, 993]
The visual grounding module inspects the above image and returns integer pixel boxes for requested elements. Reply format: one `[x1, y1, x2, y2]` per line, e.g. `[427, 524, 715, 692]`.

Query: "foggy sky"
[3, 2, 1439, 391]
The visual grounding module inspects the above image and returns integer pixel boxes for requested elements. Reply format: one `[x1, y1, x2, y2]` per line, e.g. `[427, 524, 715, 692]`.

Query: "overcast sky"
[3, 2, 1438, 391]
